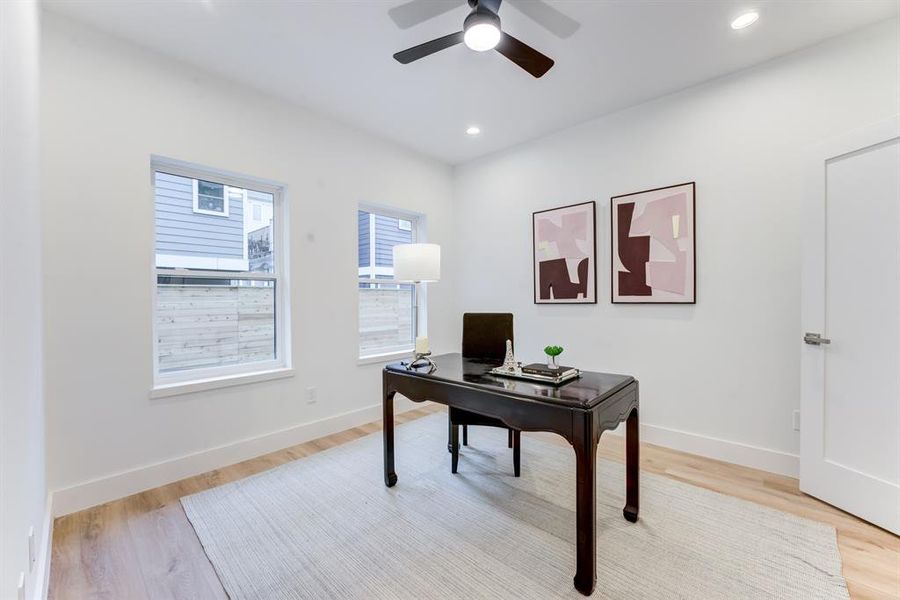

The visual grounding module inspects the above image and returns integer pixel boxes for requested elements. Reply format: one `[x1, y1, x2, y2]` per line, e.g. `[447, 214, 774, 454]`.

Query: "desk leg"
[512, 430, 521, 477]
[450, 423, 459, 474]
[624, 406, 639, 522]
[573, 413, 597, 596]
[383, 384, 397, 487]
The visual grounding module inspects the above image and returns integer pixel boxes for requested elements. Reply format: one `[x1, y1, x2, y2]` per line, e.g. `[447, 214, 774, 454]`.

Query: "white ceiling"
[43, 0, 899, 164]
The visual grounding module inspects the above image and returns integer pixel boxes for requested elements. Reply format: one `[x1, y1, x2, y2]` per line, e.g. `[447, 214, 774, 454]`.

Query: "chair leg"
[451, 423, 459, 474]
[462, 424, 468, 446]
[508, 428, 513, 448]
[513, 430, 521, 477]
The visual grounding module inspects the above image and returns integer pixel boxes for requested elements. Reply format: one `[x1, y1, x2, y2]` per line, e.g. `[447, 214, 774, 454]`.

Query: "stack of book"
[490, 362, 580, 385]
[521, 363, 579, 383]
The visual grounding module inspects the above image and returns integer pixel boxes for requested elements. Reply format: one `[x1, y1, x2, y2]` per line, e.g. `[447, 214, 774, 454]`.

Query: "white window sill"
[151, 367, 294, 399]
[357, 350, 413, 366]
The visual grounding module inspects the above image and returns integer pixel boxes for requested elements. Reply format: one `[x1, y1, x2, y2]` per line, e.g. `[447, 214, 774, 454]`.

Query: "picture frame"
[533, 201, 597, 304]
[610, 182, 696, 304]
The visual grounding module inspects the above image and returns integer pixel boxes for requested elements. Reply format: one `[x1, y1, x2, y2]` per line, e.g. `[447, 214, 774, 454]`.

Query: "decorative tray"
[490, 366, 580, 386]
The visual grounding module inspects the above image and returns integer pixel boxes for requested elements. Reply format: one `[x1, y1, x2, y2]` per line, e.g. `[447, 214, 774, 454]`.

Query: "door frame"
[800, 115, 900, 533]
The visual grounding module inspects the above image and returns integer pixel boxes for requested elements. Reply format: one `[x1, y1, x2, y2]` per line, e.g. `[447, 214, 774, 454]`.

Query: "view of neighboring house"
[247, 196, 274, 272]
[358, 210, 413, 280]
[248, 225, 273, 272]
[154, 171, 273, 272]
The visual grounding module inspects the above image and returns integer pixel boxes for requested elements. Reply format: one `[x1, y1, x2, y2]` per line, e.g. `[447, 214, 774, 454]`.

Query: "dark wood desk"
[382, 353, 639, 596]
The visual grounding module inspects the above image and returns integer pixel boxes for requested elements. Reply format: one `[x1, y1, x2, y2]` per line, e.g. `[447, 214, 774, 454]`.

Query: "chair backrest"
[462, 313, 514, 361]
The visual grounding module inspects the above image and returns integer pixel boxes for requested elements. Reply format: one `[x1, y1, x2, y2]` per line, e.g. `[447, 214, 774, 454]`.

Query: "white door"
[801, 116, 900, 534]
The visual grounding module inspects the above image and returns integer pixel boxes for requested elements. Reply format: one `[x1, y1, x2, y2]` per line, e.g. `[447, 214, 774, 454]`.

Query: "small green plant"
[544, 345, 564, 357]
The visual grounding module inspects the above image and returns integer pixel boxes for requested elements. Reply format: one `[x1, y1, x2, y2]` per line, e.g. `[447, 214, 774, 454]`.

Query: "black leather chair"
[449, 313, 520, 477]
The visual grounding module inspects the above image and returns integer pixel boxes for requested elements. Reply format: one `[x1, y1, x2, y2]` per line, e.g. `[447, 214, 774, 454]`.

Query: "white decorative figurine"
[501, 339, 521, 374]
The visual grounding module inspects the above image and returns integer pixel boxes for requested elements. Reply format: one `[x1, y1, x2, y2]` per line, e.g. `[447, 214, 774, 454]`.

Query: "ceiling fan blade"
[479, 0, 503, 14]
[505, 0, 580, 39]
[394, 31, 465, 64]
[388, 0, 466, 29]
[495, 32, 554, 78]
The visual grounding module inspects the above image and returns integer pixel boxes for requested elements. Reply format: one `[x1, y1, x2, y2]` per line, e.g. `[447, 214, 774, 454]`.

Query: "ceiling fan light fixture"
[463, 10, 501, 52]
[464, 23, 501, 51]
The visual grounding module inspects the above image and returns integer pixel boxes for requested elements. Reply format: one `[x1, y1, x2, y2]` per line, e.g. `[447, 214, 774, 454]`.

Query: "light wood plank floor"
[49, 405, 899, 599]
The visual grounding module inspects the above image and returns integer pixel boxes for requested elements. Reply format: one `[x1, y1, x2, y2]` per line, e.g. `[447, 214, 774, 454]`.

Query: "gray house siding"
[374, 214, 413, 266]
[358, 210, 370, 268]
[358, 211, 413, 269]
[155, 171, 244, 259]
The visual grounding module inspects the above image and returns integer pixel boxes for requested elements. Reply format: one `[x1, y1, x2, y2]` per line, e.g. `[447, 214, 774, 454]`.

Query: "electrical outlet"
[306, 386, 317, 404]
[17, 572, 25, 600]
[792, 409, 800, 432]
[28, 527, 35, 571]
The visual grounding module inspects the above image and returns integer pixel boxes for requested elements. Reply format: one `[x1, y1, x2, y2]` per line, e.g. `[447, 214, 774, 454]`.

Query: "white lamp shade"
[393, 243, 441, 282]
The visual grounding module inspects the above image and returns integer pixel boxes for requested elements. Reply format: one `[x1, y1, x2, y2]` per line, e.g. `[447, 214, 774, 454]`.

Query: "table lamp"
[393, 243, 440, 371]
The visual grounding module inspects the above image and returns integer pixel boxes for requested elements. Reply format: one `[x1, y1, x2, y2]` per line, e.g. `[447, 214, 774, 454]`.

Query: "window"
[192, 179, 232, 217]
[358, 208, 420, 358]
[152, 157, 288, 388]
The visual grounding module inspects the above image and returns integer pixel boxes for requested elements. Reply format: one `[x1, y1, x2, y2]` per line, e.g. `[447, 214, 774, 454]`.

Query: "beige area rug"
[181, 413, 848, 599]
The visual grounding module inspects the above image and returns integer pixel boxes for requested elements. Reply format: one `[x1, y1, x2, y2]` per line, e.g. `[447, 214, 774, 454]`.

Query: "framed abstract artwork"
[533, 201, 597, 304]
[611, 182, 696, 304]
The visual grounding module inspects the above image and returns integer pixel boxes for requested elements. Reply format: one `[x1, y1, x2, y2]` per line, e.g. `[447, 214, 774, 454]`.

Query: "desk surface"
[385, 352, 634, 409]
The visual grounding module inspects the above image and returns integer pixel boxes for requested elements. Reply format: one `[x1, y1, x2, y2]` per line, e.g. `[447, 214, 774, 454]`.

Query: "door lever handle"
[804, 332, 831, 345]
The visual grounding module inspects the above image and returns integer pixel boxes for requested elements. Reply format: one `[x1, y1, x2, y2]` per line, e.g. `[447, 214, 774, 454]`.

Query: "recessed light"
[466, 126, 481, 136]
[731, 11, 759, 30]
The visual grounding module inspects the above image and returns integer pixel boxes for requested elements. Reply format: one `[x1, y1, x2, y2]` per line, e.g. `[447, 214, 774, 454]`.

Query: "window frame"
[191, 178, 233, 217]
[151, 156, 291, 393]
[357, 204, 424, 360]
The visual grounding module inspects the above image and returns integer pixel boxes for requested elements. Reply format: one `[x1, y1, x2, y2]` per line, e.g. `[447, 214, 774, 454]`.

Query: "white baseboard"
[638, 422, 799, 478]
[51, 398, 426, 517]
[51, 402, 798, 518]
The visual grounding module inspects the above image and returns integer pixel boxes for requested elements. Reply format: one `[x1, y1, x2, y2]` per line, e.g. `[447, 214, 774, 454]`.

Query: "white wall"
[453, 19, 900, 476]
[41, 13, 458, 514]
[0, 1, 49, 598]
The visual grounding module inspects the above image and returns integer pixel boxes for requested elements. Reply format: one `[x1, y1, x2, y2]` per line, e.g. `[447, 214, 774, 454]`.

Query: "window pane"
[156, 276, 275, 373]
[358, 210, 370, 275]
[358, 210, 415, 282]
[358, 283, 414, 354]
[155, 172, 275, 273]
[197, 180, 224, 197]
[197, 194, 224, 213]
[373, 214, 413, 272]
[245, 189, 275, 273]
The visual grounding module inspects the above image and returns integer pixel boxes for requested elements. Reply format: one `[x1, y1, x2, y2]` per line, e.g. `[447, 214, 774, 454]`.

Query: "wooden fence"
[359, 286, 413, 354]
[156, 284, 275, 373]
[157, 284, 412, 372]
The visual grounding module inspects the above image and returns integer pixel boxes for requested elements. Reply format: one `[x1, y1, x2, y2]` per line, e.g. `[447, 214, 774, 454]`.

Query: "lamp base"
[403, 351, 436, 373]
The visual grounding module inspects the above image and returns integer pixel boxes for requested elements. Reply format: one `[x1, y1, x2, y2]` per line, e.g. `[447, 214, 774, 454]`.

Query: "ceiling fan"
[390, 0, 579, 79]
